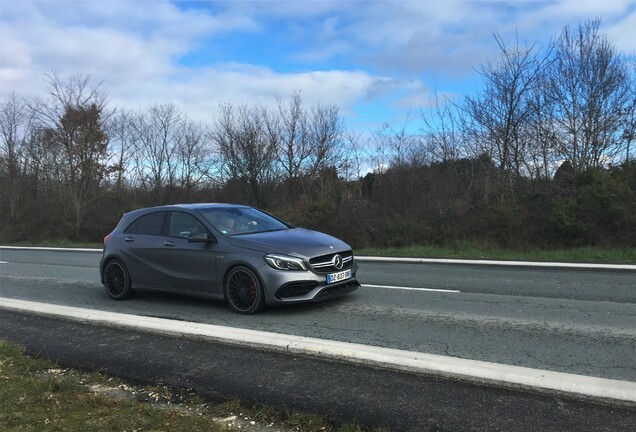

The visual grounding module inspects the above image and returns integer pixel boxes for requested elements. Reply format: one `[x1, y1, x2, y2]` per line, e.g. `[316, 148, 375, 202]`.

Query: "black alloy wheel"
[225, 266, 265, 314]
[103, 259, 132, 300]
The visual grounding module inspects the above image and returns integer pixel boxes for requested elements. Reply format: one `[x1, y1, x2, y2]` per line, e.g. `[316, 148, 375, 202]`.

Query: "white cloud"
[531, 0, 632, 19]
[1, 0, 634, 132]
[112, 65, 383, 122]
[0, 1, 256, 109]
[243, 1, 636, 77]
[0, 0, 412, 125]
[606, 9, 636, 52]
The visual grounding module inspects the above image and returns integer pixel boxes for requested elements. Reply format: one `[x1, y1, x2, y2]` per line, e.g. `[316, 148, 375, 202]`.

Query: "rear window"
[124, 212, 165, 235]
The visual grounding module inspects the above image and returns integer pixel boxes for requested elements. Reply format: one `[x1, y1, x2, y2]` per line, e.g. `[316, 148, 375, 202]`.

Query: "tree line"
[1, 20, 635, 249]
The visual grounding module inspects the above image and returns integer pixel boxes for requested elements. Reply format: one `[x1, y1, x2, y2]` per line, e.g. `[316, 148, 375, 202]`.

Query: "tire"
[103, 259, 133, 300]
[224, 266, 265, 314]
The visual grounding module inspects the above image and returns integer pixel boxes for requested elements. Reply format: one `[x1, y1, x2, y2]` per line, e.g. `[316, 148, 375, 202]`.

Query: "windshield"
[196, 207, 289, 236]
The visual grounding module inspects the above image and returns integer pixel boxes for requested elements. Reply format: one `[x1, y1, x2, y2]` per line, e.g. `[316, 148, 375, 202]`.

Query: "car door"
[156, 211, 218, 294]
[120, 211, 167, 287]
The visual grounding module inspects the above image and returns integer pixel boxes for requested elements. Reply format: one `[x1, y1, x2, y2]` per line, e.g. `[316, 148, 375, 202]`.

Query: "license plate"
[327, 269, 352, 284]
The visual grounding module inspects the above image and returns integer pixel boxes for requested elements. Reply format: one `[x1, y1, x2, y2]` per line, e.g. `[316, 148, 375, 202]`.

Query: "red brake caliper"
[248, 280, 257, 301]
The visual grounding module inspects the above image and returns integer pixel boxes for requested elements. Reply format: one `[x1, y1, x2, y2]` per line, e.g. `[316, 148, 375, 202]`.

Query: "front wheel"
[103, 259, 132, 300]
[224, 266, 265, 314]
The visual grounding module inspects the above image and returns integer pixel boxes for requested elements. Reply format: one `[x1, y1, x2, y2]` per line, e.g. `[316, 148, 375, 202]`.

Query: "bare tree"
[421, 94, 464, 163]
[211, 103, 277, 207]
[304, 104, 346, 199]
[29, 73, 110, 238]
[267, 92, 312, 199]
[462, 33, 551, 199]
[0, 93, 32, 224]
[341, 130, 366, 180]
[367, 115, 424, 210]
[131, 103, 182, 202]
[547, 19, 632, 173]
[176, 119, 215, 198]
[371, 114, 418, 169]
[620, 64, 636, 162]
[523, 82, 561, 181]
[107, 109, 136, 191]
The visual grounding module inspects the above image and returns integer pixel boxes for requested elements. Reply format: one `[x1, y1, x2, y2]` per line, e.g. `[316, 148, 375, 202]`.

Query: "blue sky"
[1, 0, 635, 131]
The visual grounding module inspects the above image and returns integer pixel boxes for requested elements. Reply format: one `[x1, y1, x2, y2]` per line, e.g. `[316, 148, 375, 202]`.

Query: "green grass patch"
[356, 244, 636, 264]
[0, 341, 383, 432]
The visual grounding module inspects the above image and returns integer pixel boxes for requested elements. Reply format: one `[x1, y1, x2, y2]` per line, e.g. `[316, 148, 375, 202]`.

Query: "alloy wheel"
[225, 267, 264, 314]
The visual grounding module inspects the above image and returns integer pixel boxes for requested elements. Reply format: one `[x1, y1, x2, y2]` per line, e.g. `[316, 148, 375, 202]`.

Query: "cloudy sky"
[1, 0, 635, 130]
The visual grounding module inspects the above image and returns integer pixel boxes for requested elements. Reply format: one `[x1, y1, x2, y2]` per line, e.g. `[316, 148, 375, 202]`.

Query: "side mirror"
[188, 232, 215, 243]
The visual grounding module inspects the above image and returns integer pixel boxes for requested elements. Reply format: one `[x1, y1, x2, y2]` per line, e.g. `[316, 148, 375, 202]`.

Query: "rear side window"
[124, 212, 165, 235]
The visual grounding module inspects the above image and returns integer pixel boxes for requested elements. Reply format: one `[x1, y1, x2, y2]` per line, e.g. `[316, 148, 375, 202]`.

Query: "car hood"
[227, 228, 350, 258]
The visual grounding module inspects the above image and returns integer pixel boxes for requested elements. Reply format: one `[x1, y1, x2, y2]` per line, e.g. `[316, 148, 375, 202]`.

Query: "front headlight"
[264, 254, 307, 271]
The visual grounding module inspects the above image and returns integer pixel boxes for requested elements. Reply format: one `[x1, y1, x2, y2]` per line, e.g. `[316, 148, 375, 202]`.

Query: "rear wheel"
[103, 259, 132, 300]
[224, 266, 265, 314]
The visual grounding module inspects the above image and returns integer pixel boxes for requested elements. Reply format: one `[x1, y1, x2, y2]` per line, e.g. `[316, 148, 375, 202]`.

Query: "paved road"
[1, 248, 635, 382]
[3, 309, 635, 432]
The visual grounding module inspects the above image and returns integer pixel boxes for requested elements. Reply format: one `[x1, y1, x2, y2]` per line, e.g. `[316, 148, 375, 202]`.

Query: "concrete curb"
[2, 245, 635, 270]
[1, 297, 635, 405]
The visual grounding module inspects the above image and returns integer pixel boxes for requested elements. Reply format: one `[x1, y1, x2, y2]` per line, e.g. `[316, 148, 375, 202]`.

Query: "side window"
[124, 212, 165, 235]
[168, 212, 207, 239]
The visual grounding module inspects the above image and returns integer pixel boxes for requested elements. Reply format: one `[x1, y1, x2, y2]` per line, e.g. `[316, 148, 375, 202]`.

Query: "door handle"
[163, 241, 175, 247]
[124, 237, 134, 242]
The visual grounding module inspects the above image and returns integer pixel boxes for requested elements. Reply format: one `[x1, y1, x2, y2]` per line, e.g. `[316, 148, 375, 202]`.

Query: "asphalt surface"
[0, 248, 634, 382]
[1, 309, 635, 432]
[1, 248, 636, 430]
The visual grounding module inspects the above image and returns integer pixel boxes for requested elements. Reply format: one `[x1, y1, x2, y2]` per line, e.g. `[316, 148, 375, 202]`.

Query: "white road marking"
[0, 246, 101, 253]
[0, 261, 8, 264]
[362, 284, 460, 293]
[357, 256, 636, 271]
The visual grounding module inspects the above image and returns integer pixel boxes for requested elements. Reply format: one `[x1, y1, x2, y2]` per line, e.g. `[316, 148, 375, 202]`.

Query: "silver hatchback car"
[100, 204, 359, 314]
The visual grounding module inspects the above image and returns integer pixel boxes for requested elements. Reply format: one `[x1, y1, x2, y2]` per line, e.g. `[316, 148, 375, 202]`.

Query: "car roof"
[123, 203, 250, 217]
[174, 203, 250, 210]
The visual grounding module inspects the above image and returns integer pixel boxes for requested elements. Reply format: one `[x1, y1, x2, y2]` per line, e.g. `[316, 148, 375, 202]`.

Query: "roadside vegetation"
[2, 238, 635, 264]
[357, 244, 636, 264]
[1, 19, 635, 253]
[0, 341, 383, 432]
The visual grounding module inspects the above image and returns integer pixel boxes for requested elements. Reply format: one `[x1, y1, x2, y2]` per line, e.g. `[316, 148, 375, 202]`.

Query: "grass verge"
[0, 341, 381, 432]
[356, 244, 636, 264]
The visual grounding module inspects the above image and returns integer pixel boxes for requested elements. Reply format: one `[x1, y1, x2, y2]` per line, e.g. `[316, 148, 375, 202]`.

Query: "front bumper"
[258, 261, 359, 305]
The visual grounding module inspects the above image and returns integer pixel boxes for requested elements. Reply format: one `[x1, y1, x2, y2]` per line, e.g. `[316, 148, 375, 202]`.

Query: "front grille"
[309, 250, 354, 273]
